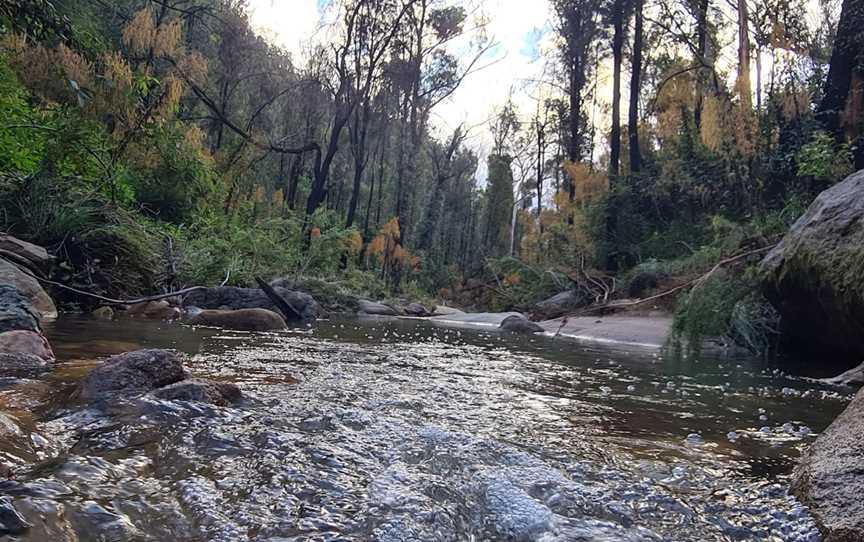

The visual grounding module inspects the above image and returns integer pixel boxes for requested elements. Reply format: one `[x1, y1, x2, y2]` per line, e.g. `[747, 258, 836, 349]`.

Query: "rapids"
[0, 316, 851, 541]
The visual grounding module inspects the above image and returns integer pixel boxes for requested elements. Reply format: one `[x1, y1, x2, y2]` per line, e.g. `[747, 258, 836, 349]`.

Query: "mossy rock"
[760, 170, 864, 366]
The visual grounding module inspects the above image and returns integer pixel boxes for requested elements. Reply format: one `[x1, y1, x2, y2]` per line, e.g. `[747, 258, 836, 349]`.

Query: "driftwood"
[254, 276, 303, 320]
[15, 264, 230, 305]
[563, 245, 777, 317]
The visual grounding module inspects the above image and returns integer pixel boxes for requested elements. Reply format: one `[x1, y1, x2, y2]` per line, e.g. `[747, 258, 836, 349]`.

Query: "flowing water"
[0, 316, 853, 541]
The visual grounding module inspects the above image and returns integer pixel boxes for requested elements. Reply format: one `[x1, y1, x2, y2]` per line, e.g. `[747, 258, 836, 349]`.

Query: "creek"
[0, 316, 852, 541]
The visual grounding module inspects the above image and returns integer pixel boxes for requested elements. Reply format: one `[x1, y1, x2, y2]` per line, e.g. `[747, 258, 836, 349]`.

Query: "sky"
[246, 0, 556, 168]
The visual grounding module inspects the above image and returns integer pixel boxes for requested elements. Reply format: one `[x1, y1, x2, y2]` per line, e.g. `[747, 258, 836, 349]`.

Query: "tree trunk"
[694, 0, 710, 129]
[818, 0, 864, 166]
[609, 0, 624, 176]
[628, 0, 643, 173]
[737, 0, 752, 109]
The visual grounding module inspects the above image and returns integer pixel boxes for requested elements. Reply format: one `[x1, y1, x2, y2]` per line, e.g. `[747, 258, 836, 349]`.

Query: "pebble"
[727, 431, 738, 441]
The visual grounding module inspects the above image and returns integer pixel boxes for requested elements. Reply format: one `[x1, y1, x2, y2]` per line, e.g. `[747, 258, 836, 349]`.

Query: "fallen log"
[254, 276, 303, 321]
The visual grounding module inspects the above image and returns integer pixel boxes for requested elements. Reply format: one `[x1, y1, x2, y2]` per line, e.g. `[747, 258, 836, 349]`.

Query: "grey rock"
[188, 308, 286, 331]
[0, 353, 51, 378]
[0, 258, 57, 320]
[761, 170, 864, 363]
[404, 303, 432, 317]
[151, 379, 242, 406]
[79, 349, 188, 401]
[792, 387, 864, 541]
[532, 290, 586, 320]
[183, 287, 322, 321]
[0, 286, 40, 334]
[358, 300, 400, 316]
[430, 305, 465, 317]
[0, 234, 53, 269]
[500, 315, 545, 334]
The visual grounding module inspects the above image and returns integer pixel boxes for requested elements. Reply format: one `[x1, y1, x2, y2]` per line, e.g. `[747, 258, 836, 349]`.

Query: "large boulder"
[761, 170, 864, 365]
[183, 287, 321, 321]
[500, 314, 545, 334]
[0, 286, 40, 334]
[187, 308, 286, 331]
[150, 379, 242, 406]
[791, 388, 864, 541]
[78, 350, 188, 401]
[0, 330, 54, 360]
[0, 258, 56, 320]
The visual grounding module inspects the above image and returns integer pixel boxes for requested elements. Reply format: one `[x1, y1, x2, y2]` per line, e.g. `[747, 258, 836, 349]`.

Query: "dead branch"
[255, 276, 303, 320]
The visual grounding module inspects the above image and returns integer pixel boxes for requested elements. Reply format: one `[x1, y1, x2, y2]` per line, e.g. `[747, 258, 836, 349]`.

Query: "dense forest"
[0, 0, 861, 350]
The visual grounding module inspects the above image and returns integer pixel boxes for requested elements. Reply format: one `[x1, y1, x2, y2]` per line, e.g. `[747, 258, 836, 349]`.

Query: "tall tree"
[610, 0, 625, 176]
[628, 0, 643, 173]
[818, 0, 864, 167]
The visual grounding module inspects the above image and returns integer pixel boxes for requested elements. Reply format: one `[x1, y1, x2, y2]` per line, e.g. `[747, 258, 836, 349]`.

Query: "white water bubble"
[685, 433, 704, 444]
[626, 385, 636, 392]
[727, 431, 738, 441]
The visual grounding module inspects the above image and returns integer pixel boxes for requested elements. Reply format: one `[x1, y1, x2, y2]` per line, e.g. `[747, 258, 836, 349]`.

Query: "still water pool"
[0, 316, 852, 541]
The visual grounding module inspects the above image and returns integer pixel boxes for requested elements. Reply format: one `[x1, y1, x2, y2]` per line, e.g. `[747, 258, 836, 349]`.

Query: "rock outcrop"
[791, 388, 864, 541]
[761, 170, 864, 365]
[0, 258, 56, 320]
[150, 379, 242, 406]
[500, 315, 545, 334]
[78, 349, 188, 401]
[183, 287, 321, 321]
[187, 308, 287, 331]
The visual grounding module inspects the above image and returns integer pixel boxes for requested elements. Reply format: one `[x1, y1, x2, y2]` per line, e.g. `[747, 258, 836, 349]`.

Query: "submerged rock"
[125, 300, 181, 321]
[150, 379, 242, 406]
[78, 349, 188, 400]
[187, 308, 286, 331]
[0, 258, 56, 320]
[183, 286, 322, 321]
[91, 306, 115, 320]
[792, 387, 864, 541]
[761, 170, 864, 365]
[0, 330, 54, 360]
[0, 285, 41, 334]
[500, 315, 545, 334]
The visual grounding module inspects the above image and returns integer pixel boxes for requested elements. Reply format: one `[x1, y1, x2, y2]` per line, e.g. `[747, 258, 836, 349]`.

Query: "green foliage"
[795, 130, 853, 183]
[485, 257, 570, 311]
[134, 125, 218, 222]
[0, 58, 47, 174]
